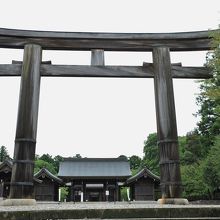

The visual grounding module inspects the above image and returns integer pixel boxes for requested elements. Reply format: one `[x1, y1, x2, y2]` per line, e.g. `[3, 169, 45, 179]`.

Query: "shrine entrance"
[0, 28, 213, 203]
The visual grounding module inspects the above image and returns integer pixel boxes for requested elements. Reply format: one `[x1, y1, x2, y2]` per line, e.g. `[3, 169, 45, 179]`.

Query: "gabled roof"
[0, 160, 12, 172]
[0, 160, 42, 183]
[125, 167, 160, 185]
[34, 168, 63, 185]
[58, 158, 131, 179]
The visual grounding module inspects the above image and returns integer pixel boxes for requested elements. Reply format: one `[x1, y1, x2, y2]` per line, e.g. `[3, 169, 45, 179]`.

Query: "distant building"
[0, 160, 13, 198]
[58, 157, 131, 202]
[0, 160, 63, 201]
[214, 188, 220, 200]
[34, 168, 63, 201]
[0, 158, 161, 202]
[125, 168, 160, 201]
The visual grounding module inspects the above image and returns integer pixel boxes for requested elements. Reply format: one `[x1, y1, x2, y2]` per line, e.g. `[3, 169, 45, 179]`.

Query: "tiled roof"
[34, 168, 63, 185]
[0, 160, 12, 170]
[58, 158, 131, 179]
[125, 167, 160, 185]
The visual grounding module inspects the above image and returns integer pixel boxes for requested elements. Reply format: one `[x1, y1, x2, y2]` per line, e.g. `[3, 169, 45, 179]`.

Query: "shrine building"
[58, 157, 131, 202]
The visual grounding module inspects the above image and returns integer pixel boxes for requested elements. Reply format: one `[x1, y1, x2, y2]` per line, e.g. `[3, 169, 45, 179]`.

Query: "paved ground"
[0, 201, 220, 211]
[0, 202, 220, 220]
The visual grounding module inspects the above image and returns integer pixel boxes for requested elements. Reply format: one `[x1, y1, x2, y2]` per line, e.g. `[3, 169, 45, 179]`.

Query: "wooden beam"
[0, 64, 212, 79]
[12, 60, 51, 64]
[91, 49, 105, 66]
[143, 62, 182, 67]
[0, 28, 215, 51]
[10, 44, 42, 199]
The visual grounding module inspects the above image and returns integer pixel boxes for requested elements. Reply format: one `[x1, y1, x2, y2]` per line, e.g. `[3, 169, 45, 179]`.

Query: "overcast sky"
[0, 0, 219, 158]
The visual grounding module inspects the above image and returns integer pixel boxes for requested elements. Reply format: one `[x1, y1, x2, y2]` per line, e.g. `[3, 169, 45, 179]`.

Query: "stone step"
[0, 203, 220, 220]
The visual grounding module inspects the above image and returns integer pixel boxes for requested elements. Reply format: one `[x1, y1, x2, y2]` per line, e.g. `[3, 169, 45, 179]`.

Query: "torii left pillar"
[4, 44, 42, 205]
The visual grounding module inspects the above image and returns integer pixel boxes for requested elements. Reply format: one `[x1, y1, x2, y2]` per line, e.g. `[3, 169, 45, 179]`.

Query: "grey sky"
[0, 0, 219, 158]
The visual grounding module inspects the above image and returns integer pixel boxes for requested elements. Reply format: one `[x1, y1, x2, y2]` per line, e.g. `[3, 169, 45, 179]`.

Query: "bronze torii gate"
[0, 28, 213, 204]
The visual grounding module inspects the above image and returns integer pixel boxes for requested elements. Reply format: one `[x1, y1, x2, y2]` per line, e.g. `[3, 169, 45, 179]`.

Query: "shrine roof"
[58, 157, 131, 179]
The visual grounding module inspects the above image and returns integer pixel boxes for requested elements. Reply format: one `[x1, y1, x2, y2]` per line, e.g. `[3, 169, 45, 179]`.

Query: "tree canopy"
[0, 146, 10, 162]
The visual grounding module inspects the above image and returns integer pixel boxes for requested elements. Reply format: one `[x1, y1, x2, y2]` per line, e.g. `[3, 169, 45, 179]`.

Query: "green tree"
[178, 136, 186, 164]
[39, 154, 54, 165]
[202, 136, 220, 199]
[60, 187, 69, 202]
[0, 146, 10, 162]
[181, 131, 203, 165]
[54, 155, 63, 173]
[74, 154, 82, 158]
[196, 30, 220, 152]
[118, 155, 128, 160]
[142, 133, 159, 175]
[181, 163, 208, 200]
[129, 155, 142, 170]
[120, 187, 129, 201]
[34, 159, 56, 175]
[181, 30, 220, 201]
[38, 153, 58, 173]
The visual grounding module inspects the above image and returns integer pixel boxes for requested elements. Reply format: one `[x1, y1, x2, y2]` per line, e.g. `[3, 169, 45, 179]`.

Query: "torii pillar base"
[1, 199, 36, 206]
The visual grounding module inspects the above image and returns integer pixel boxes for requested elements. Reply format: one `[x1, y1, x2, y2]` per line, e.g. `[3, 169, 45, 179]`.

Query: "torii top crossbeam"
[0, 28, 215, 79]
[0, 28, 214, 51]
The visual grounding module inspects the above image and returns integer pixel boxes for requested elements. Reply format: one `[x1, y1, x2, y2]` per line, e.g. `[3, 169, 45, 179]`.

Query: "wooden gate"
[0, 28, 214, 201]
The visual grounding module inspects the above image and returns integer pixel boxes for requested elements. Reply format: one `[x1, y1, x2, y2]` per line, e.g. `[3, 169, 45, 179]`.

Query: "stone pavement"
[0, 201, 220, 219]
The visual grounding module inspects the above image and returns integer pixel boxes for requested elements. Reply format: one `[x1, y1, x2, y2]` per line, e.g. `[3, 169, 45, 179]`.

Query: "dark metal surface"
[9, 44, 42, 199]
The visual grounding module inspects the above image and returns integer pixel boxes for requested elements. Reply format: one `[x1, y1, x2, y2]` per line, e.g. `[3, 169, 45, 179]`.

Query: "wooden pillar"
[153, 47, 182, 199]
[105, 181, 108, 202]
[82, 181, 86, 202]
[91, 49, 105, 66]
[71, 182, 74, 202]
[9, 44, 42, 199]
[115, 182, 119, 202]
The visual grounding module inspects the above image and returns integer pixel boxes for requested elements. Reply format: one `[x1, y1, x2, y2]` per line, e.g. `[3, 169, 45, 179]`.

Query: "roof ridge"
[34, 168, 63, 184]
[63, 157, 128, 162]
[125, 167, 160, 185]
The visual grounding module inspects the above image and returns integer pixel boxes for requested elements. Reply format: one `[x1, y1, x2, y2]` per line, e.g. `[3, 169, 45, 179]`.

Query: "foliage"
[142, 133, 159, 175]
[202, 136, 220, 199]
[60, 187, 69, 202]
[120, 187, 129, 201]
[181, 30, 220, 200]
[0, 146, 10, 162]
[53, 155, 64, 173]
[196, 30, 220, 150]
[181, 131, 203, 165]
[38, 154, 64, 173]
[178, 136, 186, 162]
[34, 159, 56, 174]
[73, 154, 82, 158]
[129, 155, 142, 170]
[39, 154, 54, 165]
[118, 155, 128, 160]
[181, 163, 208, 200]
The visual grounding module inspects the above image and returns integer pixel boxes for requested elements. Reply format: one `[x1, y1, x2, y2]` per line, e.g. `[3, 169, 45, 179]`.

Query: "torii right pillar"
[153, 47, 188, 205]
